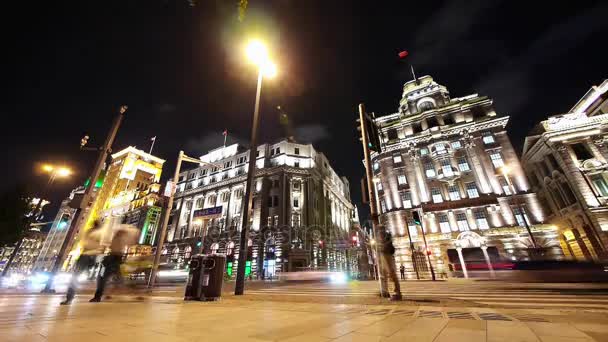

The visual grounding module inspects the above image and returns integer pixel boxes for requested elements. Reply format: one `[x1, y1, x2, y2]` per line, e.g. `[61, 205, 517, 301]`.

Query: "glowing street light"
[235, 39, 279, 296]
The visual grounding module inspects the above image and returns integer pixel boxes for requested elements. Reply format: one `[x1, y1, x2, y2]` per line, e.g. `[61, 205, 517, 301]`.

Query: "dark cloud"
[294, 124, 330, 143]
[157, 103, 177, 113]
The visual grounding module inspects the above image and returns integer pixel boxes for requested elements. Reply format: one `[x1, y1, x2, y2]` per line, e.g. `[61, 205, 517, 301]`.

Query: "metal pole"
[417, 208, 436, 281]
[358, 103, 387, 295]
[235, 70, 263, 295]
[42, 105, 126, 293]
[503, 171, 538, 250]
[149, 151, 183, 288]
[404, 216, 420, 280]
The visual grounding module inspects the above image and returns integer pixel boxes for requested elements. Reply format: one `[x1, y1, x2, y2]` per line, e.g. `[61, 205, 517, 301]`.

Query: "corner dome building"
[370, 75, 562, 278]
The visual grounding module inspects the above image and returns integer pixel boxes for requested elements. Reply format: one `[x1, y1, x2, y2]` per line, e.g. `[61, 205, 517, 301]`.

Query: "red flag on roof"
[398, 50, 409, 59]
[222, 129, 228, 136]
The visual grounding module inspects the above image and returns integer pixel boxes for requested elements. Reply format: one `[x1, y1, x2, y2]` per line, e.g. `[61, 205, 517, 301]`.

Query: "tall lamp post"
[501, 166, 539, 255]
[235, 40, 277, 296]
[1, 164, 72, 277]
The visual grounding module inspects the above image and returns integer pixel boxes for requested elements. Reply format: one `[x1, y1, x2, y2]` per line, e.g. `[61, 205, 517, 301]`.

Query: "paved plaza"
[2, 281, 608, 342]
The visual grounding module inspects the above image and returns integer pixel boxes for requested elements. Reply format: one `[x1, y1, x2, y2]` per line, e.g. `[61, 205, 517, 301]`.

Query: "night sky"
[3, 1, 607, 222]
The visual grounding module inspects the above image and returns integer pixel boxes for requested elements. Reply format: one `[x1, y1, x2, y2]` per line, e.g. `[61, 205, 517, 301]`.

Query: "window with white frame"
[431, 188, 443, 203]
[221, 192, 230, 202]
[380, 200, 386, 213]
[293, 198, 299, 208]
[195, 197, 204, 209]
[482, 131, 496, 144]
[474, 210, 489, 229]
[440, 159, 453, 177]
[376, 181, 383, 191]
[438, 214, 451, 233]
[224, 161, 233, 169]
[513, 207, 529, 227]
[466, 182, 479, 198]
[499, 177, 512, 195]
[424, 162, 436, 178]
[420, 148, 429, 156]
[294, 147, 300, 155]
[201, 169, 208, 176]
[208, 195, 217, 205]
[402, 191, 412, 208]
[435, 143, 448, 155]
[407, 218, 417, 236]
[397, 174, 407, 185]
[448, 185, 461, 201]
[457, 156, 470, 172]
[456, 213, 469, 231]
[393, 155, 402, 163]
[451, 141, 462, 149]
[489, 151, 504, 169]
[591, 174, 608, 197]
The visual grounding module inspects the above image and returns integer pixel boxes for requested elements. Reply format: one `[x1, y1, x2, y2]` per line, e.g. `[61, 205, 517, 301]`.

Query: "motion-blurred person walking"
[379, 228, 402, 300]
[90, 224, 139, 302]
[61, 220, 103, 305]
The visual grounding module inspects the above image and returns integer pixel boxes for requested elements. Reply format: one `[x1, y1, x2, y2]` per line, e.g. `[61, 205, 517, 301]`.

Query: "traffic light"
[360, 177, 369, 204]
[356, 111, 382, 152]
[80, 134, 89, 148]
[57, 214, 70, 229]
[351, 235, 358, 247]
[196, 241, 202, 247]
[412, 211, 422, 225]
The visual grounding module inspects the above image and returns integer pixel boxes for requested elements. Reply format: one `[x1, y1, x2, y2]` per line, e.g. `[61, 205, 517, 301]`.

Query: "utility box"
[184, 254, 226, 301]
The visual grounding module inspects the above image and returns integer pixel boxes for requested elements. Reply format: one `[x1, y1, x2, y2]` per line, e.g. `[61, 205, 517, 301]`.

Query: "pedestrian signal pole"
[412, 210, 435, 281]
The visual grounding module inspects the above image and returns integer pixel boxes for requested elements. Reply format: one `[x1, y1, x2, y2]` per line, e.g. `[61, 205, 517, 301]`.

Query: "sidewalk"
[1, 294, 607, 341]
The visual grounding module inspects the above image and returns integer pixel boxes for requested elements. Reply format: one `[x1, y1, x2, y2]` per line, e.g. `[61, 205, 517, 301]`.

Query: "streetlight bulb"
[42, 164, 54, 172]
[501, 165, 511, 175]
[56, 167, 72, 177]
[370, 239, 376, 245]
[260, 60, 277, 78]
[246, 40, 269, 67]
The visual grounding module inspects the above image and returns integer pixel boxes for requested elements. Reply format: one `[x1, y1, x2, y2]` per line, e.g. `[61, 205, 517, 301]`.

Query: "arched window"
[417, 98, 436, 112]
[226, 241, 235, 255]
[184, 246, 192, 259]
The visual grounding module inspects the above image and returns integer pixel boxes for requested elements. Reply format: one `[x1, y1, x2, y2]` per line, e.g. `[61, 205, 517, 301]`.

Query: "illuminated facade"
[165, 140, 358, 278]
[371, 75, 562, 278]
[67, 147, 165, 264]
[522, 80, 608, 260]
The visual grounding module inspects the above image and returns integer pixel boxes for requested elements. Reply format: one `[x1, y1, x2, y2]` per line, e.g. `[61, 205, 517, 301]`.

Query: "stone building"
[370, 75, 562, 278]
[165, 140, 358, 278]
[522, 80, 608, 260]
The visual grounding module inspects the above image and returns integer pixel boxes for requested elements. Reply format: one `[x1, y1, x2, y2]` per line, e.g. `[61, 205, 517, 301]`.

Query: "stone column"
[481, 245, 495, 278]
[456, 247, 469, 279]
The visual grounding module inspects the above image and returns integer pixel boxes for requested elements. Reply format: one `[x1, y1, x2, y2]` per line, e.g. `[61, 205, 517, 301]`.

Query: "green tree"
[0, 185, 29, 246]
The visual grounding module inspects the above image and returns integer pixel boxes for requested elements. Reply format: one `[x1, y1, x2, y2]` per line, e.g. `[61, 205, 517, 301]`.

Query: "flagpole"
[149, 137, 156, 155]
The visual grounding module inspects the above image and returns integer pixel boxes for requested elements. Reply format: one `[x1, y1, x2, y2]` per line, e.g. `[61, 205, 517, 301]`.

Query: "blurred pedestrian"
[379, 228, 402, 300]
[90, 224, 139, 302]
[61, 220, 103, 305]
[399, 264, 405, 280]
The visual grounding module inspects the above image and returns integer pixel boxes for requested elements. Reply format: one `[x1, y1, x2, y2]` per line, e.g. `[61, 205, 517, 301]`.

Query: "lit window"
[474, 210, 489, 229]
[393, 155, 402, 163]
[500, 177, 512, 195]
[438, 214, 451, 233]
[440, 159, 453, 177]
[420, 148, 429, 156]
[451, 141, 462, 149]
[435, 144, 447, 155]
[456, 213, 469, 231]
[513, 207, 529, 227]
[490, 152, 504, 169]
[380, 200, 386, 213]
[591, 174, 608, 197]
[448, 185, 460, 201]
[431, 188, 443, 203]
[482, 132, 496, 144]
[457, 156, 470, 172]
[466, 182, 479, 198]
[376, 181, 383, 191]
[424, 162, 436, 178]
[407, 218, 417, 236]
[397, 174, 407, 185]
[373, 162, 380, 171]
[402, 191, 412, 208]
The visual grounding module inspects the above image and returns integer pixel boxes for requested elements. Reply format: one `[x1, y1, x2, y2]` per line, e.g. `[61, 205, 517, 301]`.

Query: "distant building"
[165, 139, 358, 278]
[522, 80, 608, 260]
[33, 187, 86, 271]
[370, 75, 562, 278]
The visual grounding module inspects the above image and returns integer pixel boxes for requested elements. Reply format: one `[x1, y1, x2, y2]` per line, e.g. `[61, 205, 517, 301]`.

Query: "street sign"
[193, 206, 223, 218]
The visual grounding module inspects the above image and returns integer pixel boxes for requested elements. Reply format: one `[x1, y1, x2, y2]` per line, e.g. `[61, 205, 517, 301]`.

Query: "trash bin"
[184, 254, 226, 301]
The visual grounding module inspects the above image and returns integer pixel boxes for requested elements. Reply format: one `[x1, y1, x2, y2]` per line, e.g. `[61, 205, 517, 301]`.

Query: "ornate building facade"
[371, 75, 562, 278]
[522, 80, 608, 261]
[165, 140, 358, 279]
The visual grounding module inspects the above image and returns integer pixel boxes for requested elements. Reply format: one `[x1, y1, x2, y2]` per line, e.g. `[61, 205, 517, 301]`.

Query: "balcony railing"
[421, 194, 498, 212]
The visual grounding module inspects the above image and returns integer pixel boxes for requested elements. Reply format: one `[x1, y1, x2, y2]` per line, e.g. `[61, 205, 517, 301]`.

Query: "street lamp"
[235, 39, 277, 296]
[500, 165, 539, 252]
